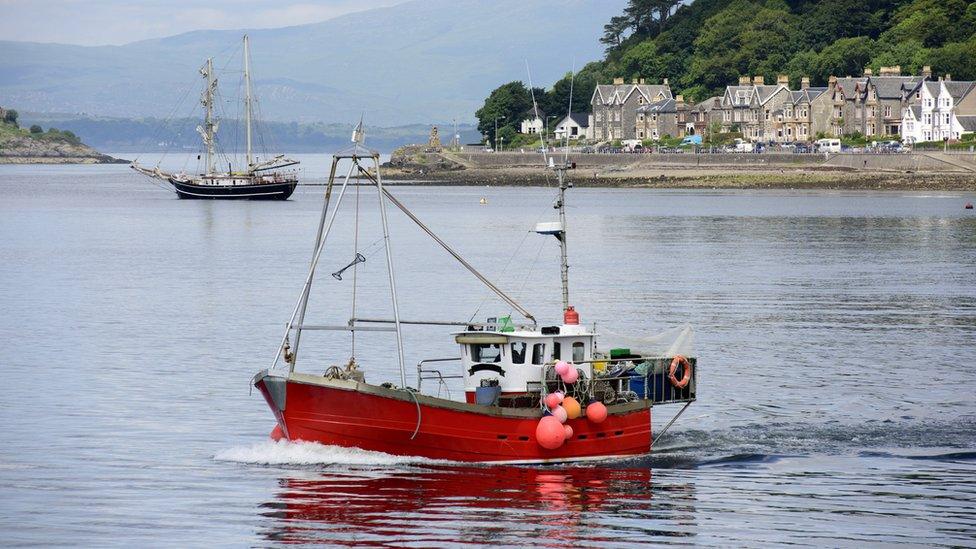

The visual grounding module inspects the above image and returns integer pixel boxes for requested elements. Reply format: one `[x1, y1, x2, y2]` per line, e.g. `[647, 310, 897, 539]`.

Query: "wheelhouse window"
[532, 343, 546, 365]
[552, 342, 561, 361]
[510, 341, 526, 364]
[572, 342, 586, 362]
[471, 344, 501, 363]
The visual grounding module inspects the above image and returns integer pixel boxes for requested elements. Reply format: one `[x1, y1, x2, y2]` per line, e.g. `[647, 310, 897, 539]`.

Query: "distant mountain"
[0, 0, 625, 125]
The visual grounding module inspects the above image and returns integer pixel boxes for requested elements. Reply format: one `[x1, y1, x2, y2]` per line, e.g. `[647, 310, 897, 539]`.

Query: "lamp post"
[499, 136, 505, 152]
[494, 115, 505, 152]
[546, 115, 558, 142]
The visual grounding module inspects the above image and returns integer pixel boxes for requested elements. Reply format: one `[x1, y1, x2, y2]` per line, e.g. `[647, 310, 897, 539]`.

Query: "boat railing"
[558, 356, 697, 406]
[416, 357, 462, 397]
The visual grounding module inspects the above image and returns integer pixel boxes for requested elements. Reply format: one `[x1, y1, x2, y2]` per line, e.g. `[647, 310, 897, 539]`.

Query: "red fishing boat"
[253, 127, 697, 463]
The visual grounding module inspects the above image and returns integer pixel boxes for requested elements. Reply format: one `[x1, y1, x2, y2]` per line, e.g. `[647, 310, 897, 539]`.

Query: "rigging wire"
[349, 171, 361, 359]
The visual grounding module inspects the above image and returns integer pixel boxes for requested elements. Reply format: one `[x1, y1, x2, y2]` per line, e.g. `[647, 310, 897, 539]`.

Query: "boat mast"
[555, 165, 570, 311]
[201, 57, 217, 175]
[243, 34, 253, 170]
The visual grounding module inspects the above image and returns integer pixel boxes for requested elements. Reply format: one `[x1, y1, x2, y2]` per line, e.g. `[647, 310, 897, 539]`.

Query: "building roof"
[593, 83, 672, 105]
[833, 77, 867, 98]
[944, 81, 976, 101]
[558, 112, 589, 128]
[869, 75, 923, 99]
[754, 84, 787, 104]
[636, 98, 676, 114]
[724, 85, 755, 107]
[958, 115, 976, 132]
[695, 96, 723, 112]
[519, 108, 545, 121]
[909, 105, 922, 119]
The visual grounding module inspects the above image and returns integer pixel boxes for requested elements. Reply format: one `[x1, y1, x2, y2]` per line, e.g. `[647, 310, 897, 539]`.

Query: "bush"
[3, 109, 18, 126]
[30, 125, 43, 134]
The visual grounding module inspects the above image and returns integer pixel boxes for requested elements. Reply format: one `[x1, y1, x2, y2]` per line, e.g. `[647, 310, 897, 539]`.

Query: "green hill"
[0, 109, 123, 164]
[478, 0, 976, 140]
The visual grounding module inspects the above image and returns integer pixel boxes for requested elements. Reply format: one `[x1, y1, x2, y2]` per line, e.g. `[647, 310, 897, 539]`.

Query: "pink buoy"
[553, 391, 565, 402]
[544, 393, 562, 410]
[561, 367, 579, 384]
[552, 405, 568, 424]
[554, 361, 570, 376]
[536, 416, 565, 449]
[563, 424, 574, 440]
[586, 401, 608, 423]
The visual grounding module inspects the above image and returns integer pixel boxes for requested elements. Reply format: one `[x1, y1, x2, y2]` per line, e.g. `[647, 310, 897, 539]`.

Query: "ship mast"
[243, 35, 253, 170]
[200, 57, 217, 175]
[555, 164, 570, 310]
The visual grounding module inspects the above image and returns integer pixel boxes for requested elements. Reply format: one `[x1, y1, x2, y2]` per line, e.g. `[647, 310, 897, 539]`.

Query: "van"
[732, 139, 754, 153]
[815, 138, 841, 153]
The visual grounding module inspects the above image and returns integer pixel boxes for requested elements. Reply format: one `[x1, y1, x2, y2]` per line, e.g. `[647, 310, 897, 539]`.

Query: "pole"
[371, 153, 407, 387]
[243, 35, 253, 169]
[556, 167, 569, 311]
[203, 58, 215, 175]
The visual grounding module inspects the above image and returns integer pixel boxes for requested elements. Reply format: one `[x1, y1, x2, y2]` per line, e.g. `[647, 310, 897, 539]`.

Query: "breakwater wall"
[451, 152, 976, 173]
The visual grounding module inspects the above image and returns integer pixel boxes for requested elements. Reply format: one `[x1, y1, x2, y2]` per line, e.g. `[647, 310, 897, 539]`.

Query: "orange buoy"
[562, 396, 582, 419]
[668, 355, 693, 389]
[585, 401, 608, 423]
[536, 416, 565, 449]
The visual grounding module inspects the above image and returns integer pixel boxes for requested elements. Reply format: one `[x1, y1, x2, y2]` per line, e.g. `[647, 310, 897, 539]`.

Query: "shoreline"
[380, 150, 976, 191]
[0, 155, 128, 165]
[380, 166, 976, 191]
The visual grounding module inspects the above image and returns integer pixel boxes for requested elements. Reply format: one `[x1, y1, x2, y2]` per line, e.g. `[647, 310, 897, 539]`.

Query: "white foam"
[213, 439, 447, 467]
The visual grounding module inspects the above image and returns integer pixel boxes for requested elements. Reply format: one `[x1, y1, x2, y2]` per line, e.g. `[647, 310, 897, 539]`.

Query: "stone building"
[589, 78, 672, 141]
[828, 66, 927, 138]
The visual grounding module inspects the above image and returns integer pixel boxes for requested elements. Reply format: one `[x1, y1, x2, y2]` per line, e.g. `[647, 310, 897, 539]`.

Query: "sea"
[1, 154, 974, 547]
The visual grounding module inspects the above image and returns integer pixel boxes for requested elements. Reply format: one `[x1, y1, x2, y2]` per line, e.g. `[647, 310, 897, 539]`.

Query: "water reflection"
[260, 465, 697, 545]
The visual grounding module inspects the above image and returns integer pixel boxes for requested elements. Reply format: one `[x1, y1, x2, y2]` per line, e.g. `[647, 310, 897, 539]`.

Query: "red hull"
[255, 372, 653, 463]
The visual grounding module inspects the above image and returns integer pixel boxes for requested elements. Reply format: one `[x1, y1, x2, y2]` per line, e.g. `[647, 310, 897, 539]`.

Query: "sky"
[0, 0, 405, 46]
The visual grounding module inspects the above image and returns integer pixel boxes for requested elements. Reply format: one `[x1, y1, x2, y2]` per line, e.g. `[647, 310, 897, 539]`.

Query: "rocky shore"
[382, 148, 976, 191]
[0, 133, 126, 164]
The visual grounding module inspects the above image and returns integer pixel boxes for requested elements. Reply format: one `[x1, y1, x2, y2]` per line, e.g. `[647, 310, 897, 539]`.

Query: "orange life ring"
[668, 355, 692, 389]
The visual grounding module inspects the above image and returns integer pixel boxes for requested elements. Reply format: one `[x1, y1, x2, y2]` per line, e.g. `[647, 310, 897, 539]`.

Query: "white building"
[901, 78, 976, 144]
[519, 110, 546, 134]
[553, 112, 589, 140]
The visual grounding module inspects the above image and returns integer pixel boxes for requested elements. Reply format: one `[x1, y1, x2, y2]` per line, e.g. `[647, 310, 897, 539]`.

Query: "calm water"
[1, 157, 975, 546]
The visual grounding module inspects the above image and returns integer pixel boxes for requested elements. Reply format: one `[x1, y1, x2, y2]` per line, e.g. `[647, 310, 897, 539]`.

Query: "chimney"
[676, 94, 684, 105]
[945, 74, 952, 81]
[801, 77, 810, 89]
[613, 77, 624, 85]
[739, 76, 751, 85]
[892, 65, 901, 76]
[663, 77, 669, 86]
[753, 75, 764, 85]
[632, 78, 638, 84]
[777, 74, 789, 86]
[922, 65, 932, 78]
[864, 67, 873, 76]
[639, 78, 645, 85]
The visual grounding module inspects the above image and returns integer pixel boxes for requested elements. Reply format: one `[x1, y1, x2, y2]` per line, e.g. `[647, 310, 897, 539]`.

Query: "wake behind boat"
[251, 124, 698, 464]
[131, 35, 299, 200]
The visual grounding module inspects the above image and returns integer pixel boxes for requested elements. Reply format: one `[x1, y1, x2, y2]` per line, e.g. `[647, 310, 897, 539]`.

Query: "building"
[901, 76, 976, 143]
[519, 109, 546, 134]
[768, 79, 831, 142]
[635, 95, 693, 140]
[589, 78, 673, 141]
[690, 96, 723, 138]
[829, 66, 927, 138]
[553, 112, 589, 141]
[717, 75, 791, 142]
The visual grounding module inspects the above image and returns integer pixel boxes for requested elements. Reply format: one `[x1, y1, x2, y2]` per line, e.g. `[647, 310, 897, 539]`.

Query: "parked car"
[814, 138, 841, 153]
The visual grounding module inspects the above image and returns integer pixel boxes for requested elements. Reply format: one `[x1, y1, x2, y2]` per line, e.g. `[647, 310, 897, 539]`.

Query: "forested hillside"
[477, 0, 976, 142]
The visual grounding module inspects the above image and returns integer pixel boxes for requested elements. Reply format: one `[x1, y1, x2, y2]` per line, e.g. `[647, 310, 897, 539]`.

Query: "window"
[944, 113, 950, 124]
[510, 341, 526, 364]
[637, 129, 644, 138]
[552, 342, 561, 361]
[471, 344, 501, 363]
[531, 343, 546, 365]
[638, 113, 644, 122]
[572, 342, 586, 362]
[884, 105, 891, 117]
[596, 113, 602, 122]
[638, 96, 645, 105]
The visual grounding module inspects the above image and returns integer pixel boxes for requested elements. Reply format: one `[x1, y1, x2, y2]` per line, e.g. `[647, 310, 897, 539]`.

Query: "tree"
[601, 16, 631, 50]
[475, 81, 532, 144]
[29, 125, 43, 134]
[814, 37, 876, 81]
[3, 109, 18, 126]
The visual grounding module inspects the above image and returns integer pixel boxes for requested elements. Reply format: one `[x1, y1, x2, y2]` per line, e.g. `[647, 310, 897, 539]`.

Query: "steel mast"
[243, 35, 253, 170]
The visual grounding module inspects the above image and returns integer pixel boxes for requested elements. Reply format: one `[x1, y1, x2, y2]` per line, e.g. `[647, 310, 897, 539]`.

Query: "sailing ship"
[251, 125, 698, 464]
[131, 36, 299, 200]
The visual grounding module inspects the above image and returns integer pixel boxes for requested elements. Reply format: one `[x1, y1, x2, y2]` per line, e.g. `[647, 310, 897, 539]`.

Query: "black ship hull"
[169, 179, 297, 200]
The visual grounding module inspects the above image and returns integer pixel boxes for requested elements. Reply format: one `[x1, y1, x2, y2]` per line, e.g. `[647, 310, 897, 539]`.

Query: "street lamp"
[499, 136, 505, 152]
[494, 115, 505, 152]
[546, 115, 559, 147]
